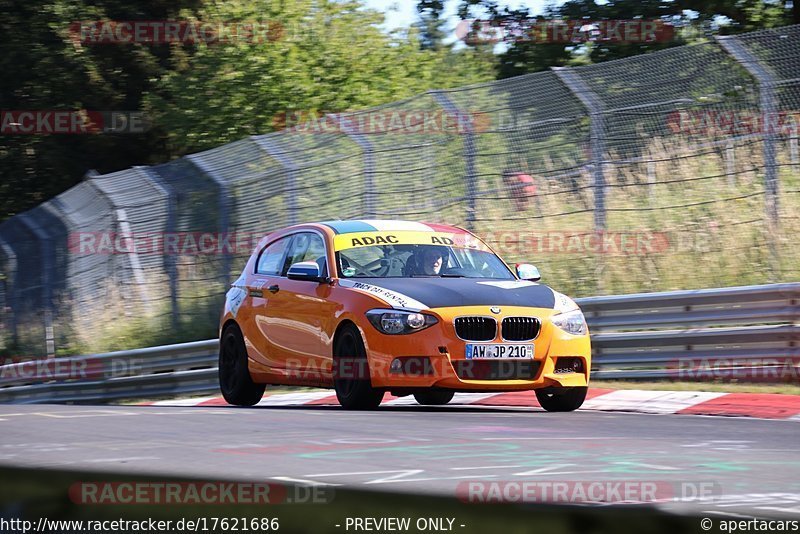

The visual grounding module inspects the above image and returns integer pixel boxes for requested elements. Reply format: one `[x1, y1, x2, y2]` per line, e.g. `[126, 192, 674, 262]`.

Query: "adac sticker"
[333, 231, 487, 251]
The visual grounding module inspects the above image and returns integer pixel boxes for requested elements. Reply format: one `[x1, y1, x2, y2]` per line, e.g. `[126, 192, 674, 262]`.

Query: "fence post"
[430, 91, 477, 231]
[185, 155, 233, 289]
[137, 167, 179, 331]
[252, 136, 299, 225]
[17, 213, 55, 357]
[717, 36, 779, 227]
[0, 237, 18, 349]
[335, 114, 376, 218]
[717, 36, 781, 281]
[82, 171, 151, 316]
[790, 122, 799, 166]
[553, 67, 607, 233]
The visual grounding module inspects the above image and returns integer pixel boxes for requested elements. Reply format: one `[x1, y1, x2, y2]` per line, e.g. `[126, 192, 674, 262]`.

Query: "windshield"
[337, 244, 515, 279]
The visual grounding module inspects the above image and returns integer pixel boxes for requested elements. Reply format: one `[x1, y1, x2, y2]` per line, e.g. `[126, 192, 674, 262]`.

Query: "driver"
[417, 246, 447, 276]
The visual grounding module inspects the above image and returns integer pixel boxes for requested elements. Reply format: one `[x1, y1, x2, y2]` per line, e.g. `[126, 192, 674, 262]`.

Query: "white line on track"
[480, 436, 640, 441]
[612, 461, 680, 471]
[84, 456, 160, 463]
[271, 477, 340, 486]
[33, 410, 139, 418]
[512, 464, 577, 476]
[450, 465, 522, 470]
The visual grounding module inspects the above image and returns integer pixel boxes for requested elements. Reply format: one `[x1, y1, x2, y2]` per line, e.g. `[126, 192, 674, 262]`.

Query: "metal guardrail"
[583, 282, 800, 380]
[0, 283, 798, 403]
[0, 340, 219, 404]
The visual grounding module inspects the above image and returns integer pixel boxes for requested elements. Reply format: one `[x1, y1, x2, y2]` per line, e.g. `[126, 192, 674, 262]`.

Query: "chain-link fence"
[1, 25, 799, 357]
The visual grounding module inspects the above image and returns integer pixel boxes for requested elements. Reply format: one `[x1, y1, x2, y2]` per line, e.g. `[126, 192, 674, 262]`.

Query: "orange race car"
[219, 220, 591, 411]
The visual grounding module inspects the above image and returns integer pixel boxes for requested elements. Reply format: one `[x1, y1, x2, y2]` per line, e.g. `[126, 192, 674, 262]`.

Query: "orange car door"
[264, 232, 336, 379]
[243, 235, 291, 371]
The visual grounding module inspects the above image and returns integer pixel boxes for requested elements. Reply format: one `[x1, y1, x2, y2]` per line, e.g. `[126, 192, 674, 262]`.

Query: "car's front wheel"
[414, 390, 455, 406]
[535, 386, 587, 412]
[219, 324, 265, 406]
[333, 324, 383, 410]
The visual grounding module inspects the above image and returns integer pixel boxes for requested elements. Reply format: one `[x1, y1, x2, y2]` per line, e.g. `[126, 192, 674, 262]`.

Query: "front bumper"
[362, 305, 591, 391]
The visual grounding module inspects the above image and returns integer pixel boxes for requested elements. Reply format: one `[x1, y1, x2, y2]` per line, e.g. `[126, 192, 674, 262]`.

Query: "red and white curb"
[143, 388, 800, 420]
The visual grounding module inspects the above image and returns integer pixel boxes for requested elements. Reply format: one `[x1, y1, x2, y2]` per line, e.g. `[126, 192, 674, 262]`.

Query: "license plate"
[465, 344, 534, 359]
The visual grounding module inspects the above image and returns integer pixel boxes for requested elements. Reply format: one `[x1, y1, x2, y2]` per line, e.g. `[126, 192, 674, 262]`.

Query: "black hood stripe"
[345, 277, 556, 309]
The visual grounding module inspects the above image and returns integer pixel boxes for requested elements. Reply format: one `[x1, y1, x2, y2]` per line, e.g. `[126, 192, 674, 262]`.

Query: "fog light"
[554, 357, 584, 374]
[389, 357, 434, 376]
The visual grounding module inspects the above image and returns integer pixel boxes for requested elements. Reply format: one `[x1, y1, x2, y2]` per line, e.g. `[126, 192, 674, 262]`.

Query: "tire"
[535, 386, 587, 412]
[219, 324, 265, 406]
[414, 390, 455, 406]
[333, 324, 383, 410]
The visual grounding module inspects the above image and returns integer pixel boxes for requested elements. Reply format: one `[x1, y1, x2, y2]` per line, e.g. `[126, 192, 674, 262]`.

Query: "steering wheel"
[345, 256, 391, 277]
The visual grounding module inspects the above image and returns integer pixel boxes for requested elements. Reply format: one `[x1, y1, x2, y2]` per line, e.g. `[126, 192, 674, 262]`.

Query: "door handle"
[268, 284, 280, 294]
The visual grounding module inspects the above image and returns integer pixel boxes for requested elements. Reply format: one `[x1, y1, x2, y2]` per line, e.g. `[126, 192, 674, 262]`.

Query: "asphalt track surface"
[1, 402, 799, 519]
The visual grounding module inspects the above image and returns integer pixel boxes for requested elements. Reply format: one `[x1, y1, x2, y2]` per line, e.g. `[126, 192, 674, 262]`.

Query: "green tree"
[146, 0, 495, 155]
[456, 0, 797, 77]
[0, 0, 202, 220]
[416, 0, 447, 50]
[1, 0, 495, 220]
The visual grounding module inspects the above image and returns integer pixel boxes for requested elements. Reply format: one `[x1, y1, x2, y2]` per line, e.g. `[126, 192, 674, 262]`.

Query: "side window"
[282, 233, 328, 276]
[255, 237, 290, 275]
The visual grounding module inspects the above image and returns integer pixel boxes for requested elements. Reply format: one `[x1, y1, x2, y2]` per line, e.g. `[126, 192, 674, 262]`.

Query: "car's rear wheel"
[535, 386, 587, 412]
[333, 324, 383, 410]
[414, 390, 455, 406]
[219, 324, 265, 406]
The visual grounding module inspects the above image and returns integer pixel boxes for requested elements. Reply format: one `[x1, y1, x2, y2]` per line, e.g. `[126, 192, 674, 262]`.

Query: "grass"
[467, 134, 800, 297]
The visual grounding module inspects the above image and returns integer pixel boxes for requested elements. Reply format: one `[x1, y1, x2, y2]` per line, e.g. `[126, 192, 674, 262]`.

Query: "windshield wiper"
[439, 273, 465, 278]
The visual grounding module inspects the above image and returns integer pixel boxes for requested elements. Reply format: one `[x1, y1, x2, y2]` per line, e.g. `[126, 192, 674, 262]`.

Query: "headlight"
[551, 290, 587, 335]
[366, 309, 438, 335]
[551, 309, 588, 336]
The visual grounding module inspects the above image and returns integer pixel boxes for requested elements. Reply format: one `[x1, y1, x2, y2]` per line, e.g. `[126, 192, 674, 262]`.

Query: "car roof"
[317, 219, 468, 235]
